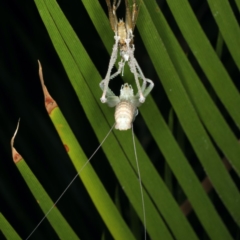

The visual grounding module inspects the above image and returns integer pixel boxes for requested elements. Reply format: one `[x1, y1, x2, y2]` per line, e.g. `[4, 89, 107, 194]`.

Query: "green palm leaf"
[1, 0, 239, 239]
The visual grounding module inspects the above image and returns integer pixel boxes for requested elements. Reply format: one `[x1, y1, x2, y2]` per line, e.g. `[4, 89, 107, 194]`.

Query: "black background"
[0, 0, 240, 239]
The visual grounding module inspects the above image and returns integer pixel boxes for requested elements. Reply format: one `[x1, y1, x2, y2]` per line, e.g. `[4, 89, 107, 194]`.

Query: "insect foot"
[139, 95, 145, 103]
[100, 96, 107, 103]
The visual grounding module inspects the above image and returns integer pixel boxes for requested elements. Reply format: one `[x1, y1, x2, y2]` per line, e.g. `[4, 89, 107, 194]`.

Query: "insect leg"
[141, 78, 154, 98]
[134, 59, 154, 97]
[131, 0, 139, 31]
[105, 0, 121, 33]
[125, 0, 133, 33]
[114, 0, 122, 10]
[99, 81, 120, 107]
[106, 0, 116, 31]
[126, 40, 145, 103]
[100, 59, 124, 98]
[109, 60, 125, 80]
[100, 34, 120, 103]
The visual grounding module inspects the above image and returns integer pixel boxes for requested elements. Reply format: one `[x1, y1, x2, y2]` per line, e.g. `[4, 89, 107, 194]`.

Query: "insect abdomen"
[115, 101, 136, 130]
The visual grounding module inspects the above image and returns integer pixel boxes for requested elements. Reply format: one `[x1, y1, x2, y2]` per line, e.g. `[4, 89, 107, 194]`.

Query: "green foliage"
[0, 213, 21, 240]
[1, 0, 240, 239]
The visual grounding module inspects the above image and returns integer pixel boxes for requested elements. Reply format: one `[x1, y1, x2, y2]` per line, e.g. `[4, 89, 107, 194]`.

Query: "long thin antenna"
[131, 125, 146, 240]
[25, 123, 115, 240]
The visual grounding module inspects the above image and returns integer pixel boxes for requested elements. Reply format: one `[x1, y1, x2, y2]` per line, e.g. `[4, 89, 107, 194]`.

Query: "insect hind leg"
[110, 60, 125, 79]
[100, 34, 120, 103]
[126, 40, 145, 103]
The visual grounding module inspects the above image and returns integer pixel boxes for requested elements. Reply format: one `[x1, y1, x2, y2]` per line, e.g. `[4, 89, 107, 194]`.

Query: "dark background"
[0, 0, 239, 239]
[0, 1, 158, 239]
[0, 1, 120, 239]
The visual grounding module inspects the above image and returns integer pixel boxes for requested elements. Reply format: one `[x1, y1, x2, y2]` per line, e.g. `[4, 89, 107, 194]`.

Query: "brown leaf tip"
[45, 96, 58, 114]
[12, 148, 23, 163]
[38, 60, 58, 114]
[11, 119, 23, 163]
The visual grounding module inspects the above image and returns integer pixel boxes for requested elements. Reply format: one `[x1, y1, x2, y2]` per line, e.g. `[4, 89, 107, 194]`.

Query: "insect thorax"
[117, 20, 133, 62]
[119, 83, 134, 100]
[118, 21, 127, 44]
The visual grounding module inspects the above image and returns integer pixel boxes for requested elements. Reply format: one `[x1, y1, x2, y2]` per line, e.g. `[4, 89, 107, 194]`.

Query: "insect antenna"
[24, 123, 115, 240]
[131, 124, 147, 240]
